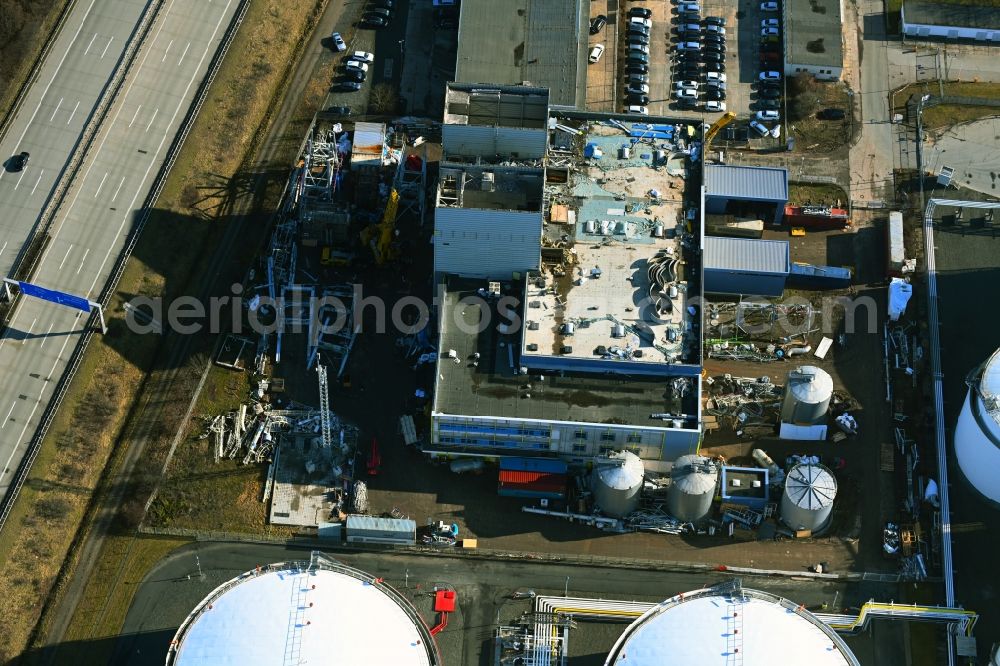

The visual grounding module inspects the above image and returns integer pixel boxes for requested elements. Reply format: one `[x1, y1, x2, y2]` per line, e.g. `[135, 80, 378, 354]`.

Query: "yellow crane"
[703, 111, 736, 147]
[360, 188, 399, 265]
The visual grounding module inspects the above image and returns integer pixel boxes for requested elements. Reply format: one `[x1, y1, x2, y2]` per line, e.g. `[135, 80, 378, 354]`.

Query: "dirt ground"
[0, 0, 68, 118]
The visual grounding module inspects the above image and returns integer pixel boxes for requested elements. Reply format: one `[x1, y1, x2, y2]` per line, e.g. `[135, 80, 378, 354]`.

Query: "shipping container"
[498, 458, 567, 499]
[787, 262, 852, 289]
[345, 515, 416, 545]
[784, 204, 850, 230]
[887, 211, 905, 276]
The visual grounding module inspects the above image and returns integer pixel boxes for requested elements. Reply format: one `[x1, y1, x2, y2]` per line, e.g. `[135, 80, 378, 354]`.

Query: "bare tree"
[369, 83, 399, 115]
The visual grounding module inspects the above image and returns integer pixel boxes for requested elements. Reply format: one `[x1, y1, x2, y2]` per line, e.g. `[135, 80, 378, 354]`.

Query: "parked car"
[629, 34, 650, 46]
[705, 24, 726, 35]
[331, 32, 347, 51]
[332, 81, 362, 92]
[675, 97, 698, 108]
[366, 7, 391, 18]
[343, 69, 366, 82]
[345, 60, 369, 72]
[702, 43, 725, 54]
[706, 101, 727, 112]
[749, 120, 770, 136]
[761, 26, 780, 36]
[760, 34, 781, 44]
[756, 109, 780, 121]
[758, 99, 781, 110]
[630, 16, 652, 28]
[704, 61, 725, 72]
[706, 72, 727, 83]
[678, 3, 701, 14]
[626, 62, 649, 74]
[700, 51, 724, 62]
[626, 83, 650, 95]
[629, 7, 652, 18]
[361, 13, 389, 27]
[676, 41, 701, 51]
[629, 73, 650, 85]
[629, 43, 650, 55]
[759, 70, 782, 81]
[758, 87, 781, 99]
[705, 89, 726, 101]
[676, 66, 703, 78]
[675, 88, 698, 100]
[703, 35, 726, 46]
[674, 80, 699, 89]
[818, 107, 846, 120]
[677, 29, 702, 41]
[588, 44, 605, 63]
[590, 15, 607, 34]
[627, 52, 650, 64]
[352, 51, 375, 63]
[625, 105, 649, 115]
[627, 94, 650, 105]
[761, 1, 779, 9]
[680, 23, 702, 32]
[372, 0, 394, 7]
[704, 16, 726, 26]
[706, 80, 726, 91]
[629, 23, 650, 36]
[326, 105, 351, 116]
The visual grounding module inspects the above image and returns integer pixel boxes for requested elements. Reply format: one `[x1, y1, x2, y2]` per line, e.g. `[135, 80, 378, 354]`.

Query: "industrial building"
[704, 164, 789, 226]
[167, 553, 441, 665]
[901, 0, 1000, 41]
[783, 0, 845, 80]
[454, 0, 588, 108]
[604, 581, 860, 665]
[435, 83, 549, 279]
[954, 346, 1000, 504]
[430, 109, 706, 469]
[703, 236, 791, 297]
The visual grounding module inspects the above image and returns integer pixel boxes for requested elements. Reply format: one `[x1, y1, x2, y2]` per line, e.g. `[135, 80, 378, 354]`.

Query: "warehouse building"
[435, 84, 549, 279]
[455, 0, 588, 108]
[901, 0, 1000, 41]
[430, 110, 706, 470]
[783, 0, 845, 80]
[704, 237, 791, 297]
[704, 164, 789, 226]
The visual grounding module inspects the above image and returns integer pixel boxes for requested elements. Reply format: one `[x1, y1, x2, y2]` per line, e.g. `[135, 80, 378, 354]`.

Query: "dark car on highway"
[590, 15, 607, 34]
[7, 151, 29, 172]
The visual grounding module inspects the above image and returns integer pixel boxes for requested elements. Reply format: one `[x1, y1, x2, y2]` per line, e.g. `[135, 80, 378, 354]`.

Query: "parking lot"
[586, 3, 618, 111]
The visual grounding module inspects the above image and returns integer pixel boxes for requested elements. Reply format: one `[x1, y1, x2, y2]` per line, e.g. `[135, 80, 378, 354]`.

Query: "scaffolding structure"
[317, 361, 332, 449]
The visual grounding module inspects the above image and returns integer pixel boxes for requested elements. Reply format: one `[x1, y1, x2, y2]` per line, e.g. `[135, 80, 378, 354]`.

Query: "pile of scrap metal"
[704, 374, 782, 431]
[625, 504, 693, 535]
[707, 340, 813, 362]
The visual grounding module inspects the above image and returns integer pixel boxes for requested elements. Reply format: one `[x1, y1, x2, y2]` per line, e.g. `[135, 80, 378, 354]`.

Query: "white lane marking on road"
[112, 176, 126, 202]
[88, 0, 235, 297]
[0, 241, 7, 258]
[84, 32, 97, 56]
[161, 39, 174, 62]
[30, 170, 43, 195]
[23, 318, 36, 344]
[128, 104, 142, 127]
[0, 0, 98, 184]
[145, 108, 159, 132]
[67, 100, 80, 125]
[76, 248, 90, 274]
[49, 97, 64, 122]
[94, 172, 109, 197]
[41, 1, 174, 249]
[39, 323, 54, 348]
[58, 245, 74, 270]
[177, 42, 191, 66]
[101, 35, 114, 59]
[2, 403, 15, 429]
[13, 170, 27, 190]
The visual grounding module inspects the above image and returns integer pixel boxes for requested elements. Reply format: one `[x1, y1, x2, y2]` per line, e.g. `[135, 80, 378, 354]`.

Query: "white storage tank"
[667, 455, 718, 522]
[780, 365, 833, 425]
[605, 582, 860, 665]
[592, 451, 644, 518]
[781, 463, 837, 533]
[954, 347, 1000, 504]
[167, 553, 441, 666]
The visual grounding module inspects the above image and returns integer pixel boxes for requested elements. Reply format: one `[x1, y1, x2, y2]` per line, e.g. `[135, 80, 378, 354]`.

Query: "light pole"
[917, 93, 930, 211]
[564, 576, 570, 597]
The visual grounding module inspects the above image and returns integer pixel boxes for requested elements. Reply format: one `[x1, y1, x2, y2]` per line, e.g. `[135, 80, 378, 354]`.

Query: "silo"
[667, 455, 718, 522]
[780, 365, 833, 425]
[954, 347, 1000, 504]
[605, 582, 860, 665]
[167, 553, 441, 666]
[592, 451, 644, 518]
[781, 463, 837, 532]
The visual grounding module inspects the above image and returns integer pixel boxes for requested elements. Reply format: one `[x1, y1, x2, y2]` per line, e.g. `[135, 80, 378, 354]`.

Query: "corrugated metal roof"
[499, 457, 568, 474]
[345, 515, 416, 532]
[498, 469, 566, 491]
[704, 164, 789, 202]
[704, 236, 790, 275]
[785, 0, 844, 69]
[903, 0, 1000, 31]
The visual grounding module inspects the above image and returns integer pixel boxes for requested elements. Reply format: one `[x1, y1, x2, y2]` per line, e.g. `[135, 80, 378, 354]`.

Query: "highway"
[0, 0, 241, 497]
[0, 0, 150, 278]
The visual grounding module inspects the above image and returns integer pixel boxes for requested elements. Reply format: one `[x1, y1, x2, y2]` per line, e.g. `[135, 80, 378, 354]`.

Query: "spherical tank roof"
[168, 562, 439, 666]
[784, 463, 837, 509]
[605, 587, 859, 665]
[596, 451, 644, 490]
[787, 365, 834, 403]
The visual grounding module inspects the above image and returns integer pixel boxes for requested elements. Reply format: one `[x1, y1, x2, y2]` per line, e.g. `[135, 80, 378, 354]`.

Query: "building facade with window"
[783, 0, 844, 81]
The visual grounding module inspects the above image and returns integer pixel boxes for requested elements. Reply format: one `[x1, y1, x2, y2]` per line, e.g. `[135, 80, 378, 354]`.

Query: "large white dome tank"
[780, 365, 834, 425]
[955, 347, 1000, 504]
[604, 581, 860, 665]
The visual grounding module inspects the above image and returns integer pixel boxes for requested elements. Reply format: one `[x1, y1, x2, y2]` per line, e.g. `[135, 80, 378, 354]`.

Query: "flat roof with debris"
[444, 83, 550, 128]
[437, 164, 544, 211]
[784, 0, 845, 69]
[902, 0, 1000, 30]
[455, 0, 587, 108]
[433, 278, 698, 427]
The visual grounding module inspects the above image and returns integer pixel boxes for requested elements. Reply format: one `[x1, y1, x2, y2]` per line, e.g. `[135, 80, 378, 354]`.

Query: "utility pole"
[564, 576, 570, 598]
[917, 94, 930, 212]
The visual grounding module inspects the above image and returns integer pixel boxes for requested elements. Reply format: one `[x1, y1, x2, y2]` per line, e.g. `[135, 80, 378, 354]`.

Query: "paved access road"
[0, 0, 150, 278]
[0, 0, 241, 497]
[111, 541, 901, 666]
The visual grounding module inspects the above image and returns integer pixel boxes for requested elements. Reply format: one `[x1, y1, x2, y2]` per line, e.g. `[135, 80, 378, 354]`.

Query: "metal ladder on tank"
[283, 573, 309, 665]
[726, 597, 744, 666]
